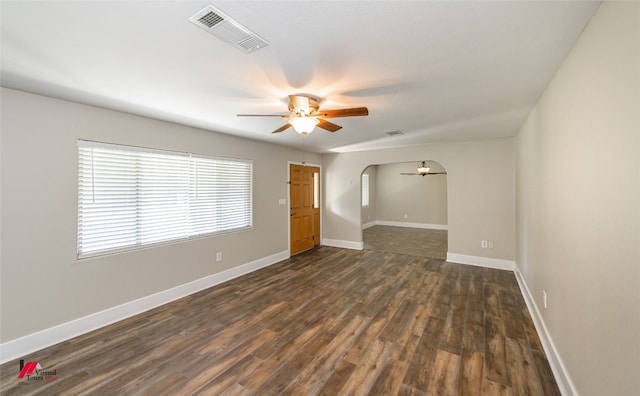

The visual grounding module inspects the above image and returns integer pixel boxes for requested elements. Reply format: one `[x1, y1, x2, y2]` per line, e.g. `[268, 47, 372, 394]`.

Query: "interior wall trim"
[374, 220, 448, 230]
[321, 238, 364, 250]
[0, 250, 290, 365]
[513, 265, 577, 396]
[362, 221, 377, 230]
[446, 252, 515, 271]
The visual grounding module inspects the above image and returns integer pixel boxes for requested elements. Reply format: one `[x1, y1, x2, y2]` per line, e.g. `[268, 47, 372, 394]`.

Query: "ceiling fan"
[401, 161, 447, 177]
[237, 94, 369, 135]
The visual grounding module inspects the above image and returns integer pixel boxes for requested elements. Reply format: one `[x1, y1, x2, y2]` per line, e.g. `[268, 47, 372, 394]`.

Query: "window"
[313, 172, 320, 209]
[362, 173, 369, 207]
[77, 140, 252, 258]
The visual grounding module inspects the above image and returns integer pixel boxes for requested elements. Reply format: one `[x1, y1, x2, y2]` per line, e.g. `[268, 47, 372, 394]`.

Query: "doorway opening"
[360, 161, 448, 259]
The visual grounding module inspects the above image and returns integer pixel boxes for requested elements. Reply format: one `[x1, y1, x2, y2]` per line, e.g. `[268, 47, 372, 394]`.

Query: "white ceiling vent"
[189, 5, 268, 54]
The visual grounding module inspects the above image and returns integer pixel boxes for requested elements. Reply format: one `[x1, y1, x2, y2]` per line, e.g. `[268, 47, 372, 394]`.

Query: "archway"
[360, 160, 448, 259]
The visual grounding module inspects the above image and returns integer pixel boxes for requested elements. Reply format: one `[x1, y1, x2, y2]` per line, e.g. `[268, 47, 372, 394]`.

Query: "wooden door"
[290, 164, 320, 255]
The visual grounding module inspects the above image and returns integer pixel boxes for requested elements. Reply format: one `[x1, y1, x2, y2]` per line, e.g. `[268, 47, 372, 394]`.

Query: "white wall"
[323, 137, 515, 261]
[516, 2, 639, 395]
[0, 88, 320, 344]
[374, 162, 447, 227]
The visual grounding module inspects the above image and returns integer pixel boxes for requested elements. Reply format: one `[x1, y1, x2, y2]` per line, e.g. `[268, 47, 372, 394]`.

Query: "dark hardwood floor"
[1, 239, 558, 395]
[363, 225, 448, 259]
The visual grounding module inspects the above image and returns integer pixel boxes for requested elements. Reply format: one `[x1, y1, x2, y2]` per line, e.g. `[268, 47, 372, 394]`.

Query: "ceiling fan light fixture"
[289, 116, 319, 135]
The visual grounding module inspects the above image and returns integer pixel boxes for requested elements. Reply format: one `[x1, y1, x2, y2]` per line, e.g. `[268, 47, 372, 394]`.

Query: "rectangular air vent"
[385, 130, 404, 136]
[198, 11, 224, 28]
[189, 5, 268, 54]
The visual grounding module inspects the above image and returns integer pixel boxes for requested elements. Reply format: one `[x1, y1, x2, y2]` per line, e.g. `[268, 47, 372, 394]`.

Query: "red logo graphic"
[17, 359, 58, 383]
[18, 361, 41, 379]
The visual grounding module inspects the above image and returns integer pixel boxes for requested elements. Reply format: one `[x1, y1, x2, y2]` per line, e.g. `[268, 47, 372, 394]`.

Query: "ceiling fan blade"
[317, 119, 342, 132]
[272, 124, 292, 134]
[400, 172, 448, 176]
[237, 114, 290, 117]
[313, 107, 369, 118]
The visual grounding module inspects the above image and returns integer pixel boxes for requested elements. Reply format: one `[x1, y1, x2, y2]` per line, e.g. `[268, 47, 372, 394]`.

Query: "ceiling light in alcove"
[417, 163, 430, 174]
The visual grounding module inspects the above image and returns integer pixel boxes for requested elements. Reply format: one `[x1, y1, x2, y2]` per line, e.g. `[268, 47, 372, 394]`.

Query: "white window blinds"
[77, 140, 252, 258]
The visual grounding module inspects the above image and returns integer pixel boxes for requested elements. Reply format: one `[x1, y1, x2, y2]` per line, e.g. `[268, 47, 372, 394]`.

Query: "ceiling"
[0, 1, 600, 153]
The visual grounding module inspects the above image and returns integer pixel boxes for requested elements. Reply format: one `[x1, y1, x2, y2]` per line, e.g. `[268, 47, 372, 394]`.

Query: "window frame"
[362, 173, 370, 207]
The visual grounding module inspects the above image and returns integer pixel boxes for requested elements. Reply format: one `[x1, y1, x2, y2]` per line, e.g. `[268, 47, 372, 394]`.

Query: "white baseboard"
[0, 250, 289, 364]
[446, 252, 515, 271]
[362, 221, 376, 230]
[513, 265, 577, 396]
[372, 220, 448, 230]
[321, 238, 364, 250]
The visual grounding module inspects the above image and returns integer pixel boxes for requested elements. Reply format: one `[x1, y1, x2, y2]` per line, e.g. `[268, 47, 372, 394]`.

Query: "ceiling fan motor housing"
[288, 94, 320, 115]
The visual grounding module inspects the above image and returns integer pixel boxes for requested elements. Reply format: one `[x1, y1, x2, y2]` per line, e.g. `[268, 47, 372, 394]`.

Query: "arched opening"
[360, 160, 448, 259]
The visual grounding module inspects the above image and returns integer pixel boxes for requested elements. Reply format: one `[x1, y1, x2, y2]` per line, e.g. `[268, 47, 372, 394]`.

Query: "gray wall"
[0, 88, 320, 342]
[516, 2, 639, 395]
[373, 162, 447, 227]
[323, 137, 516, 261]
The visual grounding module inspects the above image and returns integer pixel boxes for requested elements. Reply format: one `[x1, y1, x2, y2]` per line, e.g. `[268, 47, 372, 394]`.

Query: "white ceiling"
[1, 1, 600, 153]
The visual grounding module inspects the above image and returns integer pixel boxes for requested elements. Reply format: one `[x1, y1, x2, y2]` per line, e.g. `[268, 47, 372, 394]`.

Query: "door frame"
[287, 161, 322, 256]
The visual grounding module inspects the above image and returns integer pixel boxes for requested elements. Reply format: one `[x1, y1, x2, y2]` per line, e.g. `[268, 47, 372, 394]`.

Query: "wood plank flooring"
[0, 246, 559, 395]
[363, 226, 448, 259]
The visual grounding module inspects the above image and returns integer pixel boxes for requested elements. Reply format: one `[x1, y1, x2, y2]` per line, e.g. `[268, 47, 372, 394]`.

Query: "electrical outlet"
[543, 290, 547, 309]
[216, 252, 223, 262]
[481, 240, 488, 248]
